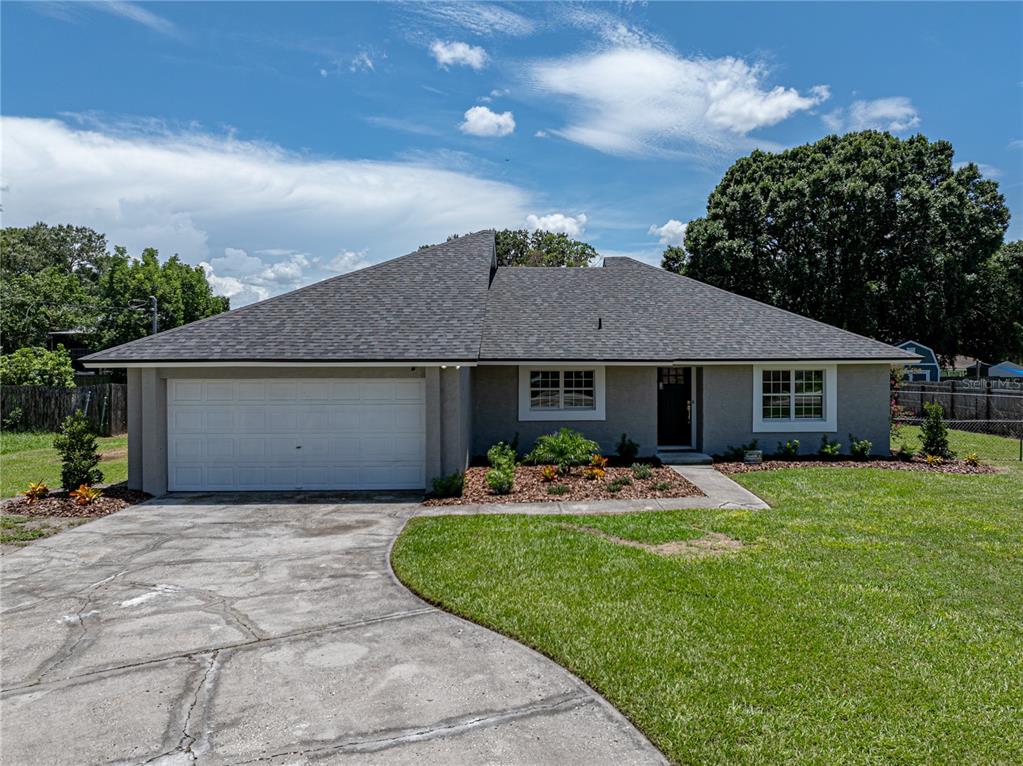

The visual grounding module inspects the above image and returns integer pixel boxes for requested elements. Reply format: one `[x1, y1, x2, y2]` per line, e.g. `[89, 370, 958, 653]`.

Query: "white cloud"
[319, 68, 328, 78]
[525, 212, 587, 237]
[527, 47, 829, 156]
[534, 130, 549, 138]
[430, 40, 488, 70]
[90, 1, 179, 37]
[328, 249, 372, 273]
[1010, 139, 1023, 150]
[459, 106, 515, 137]
[409, 3, 535, 37]
[648, 219, 687, 247]
[2, 115, 532, 306]
[824, 97, 920, 133]
[349, 51, 375, 72]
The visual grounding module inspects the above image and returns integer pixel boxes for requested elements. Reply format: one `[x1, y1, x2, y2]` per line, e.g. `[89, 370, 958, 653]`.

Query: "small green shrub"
[485, 441, 516, 495]
[818, 435, 842, 459]
[776, 439, 800, 459]
[894, 442, 915, 462]
[848, 435, 873, 460]
[722, 440, 758, 462]
[963, 452, 980, 467]
[2, 406, 25, 432]
[547, 483, 569, 496]
[607, 476, 632, 493]
[651, 480, 673, 491]
[615, 433, 639, 464]
[53, 411, 102, 490]
[525, 428, 599, 472]
[487, 441, 517, 469]
[631, 463, 652, 480]
[920, 402, 954, 458]
[431, 472, 464, 498]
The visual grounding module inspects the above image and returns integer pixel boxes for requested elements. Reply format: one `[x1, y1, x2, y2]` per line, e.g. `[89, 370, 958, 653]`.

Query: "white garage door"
[167, 378, 426, 491]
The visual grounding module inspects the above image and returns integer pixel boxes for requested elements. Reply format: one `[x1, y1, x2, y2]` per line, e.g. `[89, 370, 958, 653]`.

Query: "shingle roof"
[84, 231, 915, 364]
[83, 231, 496, 363]
[480, 258, 915, 361]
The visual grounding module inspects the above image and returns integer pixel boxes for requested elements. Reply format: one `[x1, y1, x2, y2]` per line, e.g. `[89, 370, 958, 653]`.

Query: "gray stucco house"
[83, 230, 916, 495]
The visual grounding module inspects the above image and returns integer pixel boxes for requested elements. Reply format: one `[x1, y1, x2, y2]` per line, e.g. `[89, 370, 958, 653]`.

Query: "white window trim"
[752, 364, 837, 433]
[518, 366, 606, 422]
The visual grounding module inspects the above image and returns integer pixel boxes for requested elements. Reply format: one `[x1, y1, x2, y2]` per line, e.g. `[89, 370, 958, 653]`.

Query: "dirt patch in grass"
[425, 465, 702, 506]
[100, 447, 128, 461]
[0, 484, 150, 519]
[563, 523, 742, 558]
[716, 457, 997, 476]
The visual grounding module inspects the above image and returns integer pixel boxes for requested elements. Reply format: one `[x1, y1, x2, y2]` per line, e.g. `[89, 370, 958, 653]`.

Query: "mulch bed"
[425, 465, 703, 506]
[0, 485, 151, 519]
[716, 457, 997, 476]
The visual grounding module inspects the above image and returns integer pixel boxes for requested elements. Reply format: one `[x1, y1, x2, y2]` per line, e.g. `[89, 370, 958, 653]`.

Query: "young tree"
[53, 411, 103, 489]
[671, 132, 1010, 360]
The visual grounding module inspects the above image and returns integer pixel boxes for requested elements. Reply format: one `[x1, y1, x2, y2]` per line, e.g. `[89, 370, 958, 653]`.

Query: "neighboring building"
[897, 341, 941, 382]
[82, 231, 916, 496]
[47, 328, 94, 373]
[987, 360, 1023, 378]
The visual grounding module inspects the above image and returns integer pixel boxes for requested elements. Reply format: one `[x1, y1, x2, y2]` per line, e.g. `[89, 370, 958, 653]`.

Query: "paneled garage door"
[167, 378, 426, 491]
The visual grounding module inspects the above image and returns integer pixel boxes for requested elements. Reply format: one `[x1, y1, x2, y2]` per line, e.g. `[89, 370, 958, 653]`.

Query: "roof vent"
[598, 317, 603, 330]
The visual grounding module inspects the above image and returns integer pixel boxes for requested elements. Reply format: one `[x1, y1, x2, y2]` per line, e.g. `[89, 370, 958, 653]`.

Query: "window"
[753, 365, 837, 432]
[518, 367, 606, 421]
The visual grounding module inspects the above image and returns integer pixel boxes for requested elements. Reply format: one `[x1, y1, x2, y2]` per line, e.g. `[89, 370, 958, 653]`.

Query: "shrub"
[0, 346, 75, 387]
[69, 484, 102, 506]
[525, 428, 599, 473]
[963, 452, 980, 467]
[547, 483, 569, 496]
[431, 472, 464, 498]
[582, 465, 606, 481]
[2, 406, 25, 432]
[920, 402, 954, 458]
[631, 463, 652, 480]
[607, 476, 632, 493]
[776, 439, 800, 459]
[894, 443, 915, 462]
[589, 454, 608, 469]
[925, 454, 945, 466]
[486, 467, 515, 494]
[485, 441, 516, 495]
[848, 435, 873, 460]
[818, 435, 842, 459]
[540, 465, 558, 482]
[651, 480, 672, 491]
[722, 439, 759, 462]
[615, 433, 639, 464]
[21, 481, 49, 504]
[53, 411, 102, 490]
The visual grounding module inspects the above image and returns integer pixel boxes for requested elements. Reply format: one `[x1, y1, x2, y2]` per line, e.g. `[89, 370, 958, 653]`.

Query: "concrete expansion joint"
[225, 691, 594, 764]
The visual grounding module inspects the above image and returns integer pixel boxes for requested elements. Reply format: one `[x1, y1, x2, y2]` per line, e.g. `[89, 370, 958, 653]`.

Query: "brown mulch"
[0, 485, 151, 519]
[425, 465, 703, 506]
[716, 457, 997, 476]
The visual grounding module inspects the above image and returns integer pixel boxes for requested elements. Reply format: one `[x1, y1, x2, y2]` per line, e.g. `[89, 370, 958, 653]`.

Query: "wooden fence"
[1, 384, 127, 436]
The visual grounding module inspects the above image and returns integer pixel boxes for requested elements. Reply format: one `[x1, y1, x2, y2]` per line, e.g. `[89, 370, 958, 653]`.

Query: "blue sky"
[3, 1, 1021, 305]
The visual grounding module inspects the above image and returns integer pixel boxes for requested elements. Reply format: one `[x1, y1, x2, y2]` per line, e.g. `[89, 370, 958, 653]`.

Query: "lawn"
[392, 431, 1023, 765]
[896, 424, 1022, 462]
[0, 432, 128, 497]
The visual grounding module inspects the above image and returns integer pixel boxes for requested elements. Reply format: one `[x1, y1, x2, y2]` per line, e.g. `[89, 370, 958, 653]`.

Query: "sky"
[3, 1, 1022, 306]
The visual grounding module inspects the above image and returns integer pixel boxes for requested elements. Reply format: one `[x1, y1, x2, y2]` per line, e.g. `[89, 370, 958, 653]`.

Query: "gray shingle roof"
[83, 231, 496, 363]
[84, 231, 915, 364]
[479, 258, 915, 362]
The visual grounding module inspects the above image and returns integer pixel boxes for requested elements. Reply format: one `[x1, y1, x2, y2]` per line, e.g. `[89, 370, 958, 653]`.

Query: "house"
[896, 340, 941, 382]
[82, 231, 917, 495]
[987, 360, 1023, 378]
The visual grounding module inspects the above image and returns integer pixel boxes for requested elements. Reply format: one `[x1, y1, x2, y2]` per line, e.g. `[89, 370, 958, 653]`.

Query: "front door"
[657, 367, 692, 446]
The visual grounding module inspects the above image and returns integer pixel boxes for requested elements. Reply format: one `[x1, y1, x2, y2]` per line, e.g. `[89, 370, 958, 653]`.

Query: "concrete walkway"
[417, 465, 769, 517]
[1, 495, 665, 765]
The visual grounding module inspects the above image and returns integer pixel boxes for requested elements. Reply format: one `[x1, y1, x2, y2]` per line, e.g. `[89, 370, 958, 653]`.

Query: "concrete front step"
[656, 450, 713, 465]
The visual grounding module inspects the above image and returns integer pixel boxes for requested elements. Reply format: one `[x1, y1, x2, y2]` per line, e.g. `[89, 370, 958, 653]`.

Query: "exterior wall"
[133, 366, 432, 496]
[701, 364, 891, 456]
[471, 365, 658, 458]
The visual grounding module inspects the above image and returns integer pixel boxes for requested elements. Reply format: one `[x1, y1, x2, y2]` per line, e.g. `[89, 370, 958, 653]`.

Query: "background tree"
[0, 346, 75, 387]
[1, 223, 229, 353]
[494, 229, 596, 267]
[965, 240, 1023, 361]
[667, 132, 1011, 361]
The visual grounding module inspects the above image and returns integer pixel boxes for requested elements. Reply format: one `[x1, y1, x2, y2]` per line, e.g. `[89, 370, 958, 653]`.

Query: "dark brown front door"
[657, 367, 692, 446]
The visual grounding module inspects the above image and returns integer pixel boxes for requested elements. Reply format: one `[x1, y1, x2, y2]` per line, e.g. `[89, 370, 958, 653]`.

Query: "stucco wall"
[701, 364, 891, 456]
[471, 365, 658, 458]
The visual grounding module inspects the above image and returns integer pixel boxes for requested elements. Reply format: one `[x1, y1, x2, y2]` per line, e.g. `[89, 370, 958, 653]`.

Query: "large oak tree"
[667, 132, 1011, 361]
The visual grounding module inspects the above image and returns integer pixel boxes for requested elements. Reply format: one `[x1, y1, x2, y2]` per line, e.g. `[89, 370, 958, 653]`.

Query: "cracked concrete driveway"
[1, 494, 665, 765]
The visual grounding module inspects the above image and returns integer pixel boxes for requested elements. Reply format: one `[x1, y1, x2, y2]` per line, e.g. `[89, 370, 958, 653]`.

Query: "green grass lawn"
[896, 424, 1022, 462]
[392, 431, 1023, 765]
[0, 432, 128, 497]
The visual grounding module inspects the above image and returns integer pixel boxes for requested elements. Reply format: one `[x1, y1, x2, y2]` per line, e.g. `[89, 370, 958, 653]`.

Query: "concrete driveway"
[1, 494, 665, 765]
